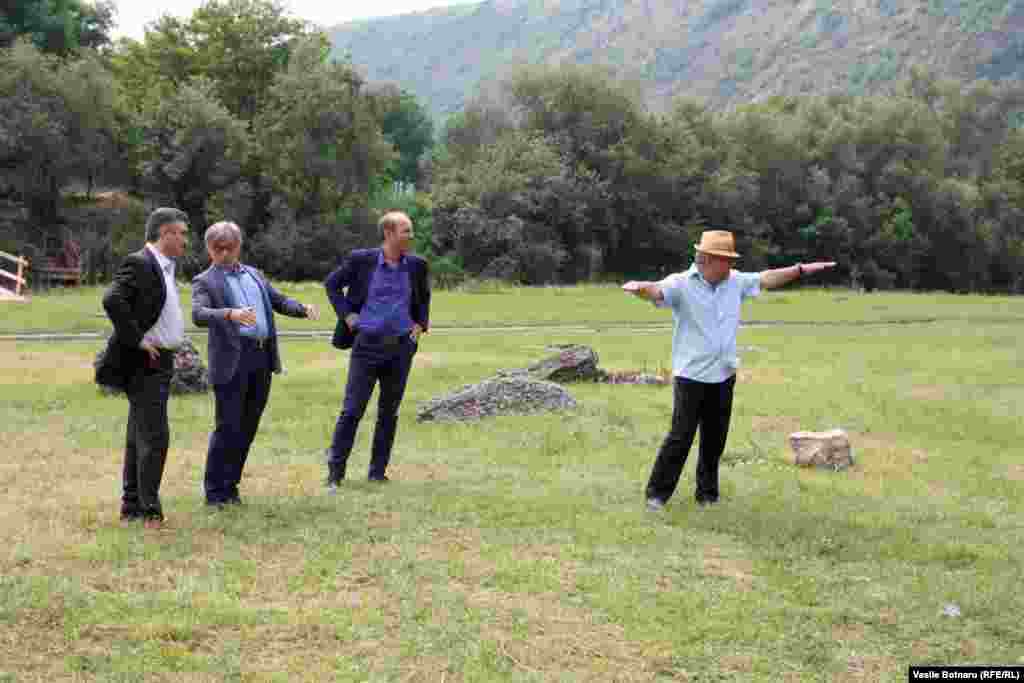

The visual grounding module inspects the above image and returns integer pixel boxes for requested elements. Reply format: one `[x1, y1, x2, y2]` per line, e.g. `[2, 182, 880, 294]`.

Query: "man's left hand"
[410, 324, 424, 342]
[303, 304, 320, 321]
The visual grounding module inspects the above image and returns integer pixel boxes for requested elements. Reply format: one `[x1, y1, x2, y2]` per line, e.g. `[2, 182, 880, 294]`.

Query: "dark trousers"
[328, 333, 416, 479]
[122, 352, 174, 519]
[204, 340, 272, 503]
[646, 374, 736, 504]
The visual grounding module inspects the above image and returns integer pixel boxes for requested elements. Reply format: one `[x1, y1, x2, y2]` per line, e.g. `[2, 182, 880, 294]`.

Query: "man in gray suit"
[191, 221, 319, 506]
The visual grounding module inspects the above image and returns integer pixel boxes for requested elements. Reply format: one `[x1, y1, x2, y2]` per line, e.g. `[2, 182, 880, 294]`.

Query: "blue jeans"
[328, 332, 417, 479]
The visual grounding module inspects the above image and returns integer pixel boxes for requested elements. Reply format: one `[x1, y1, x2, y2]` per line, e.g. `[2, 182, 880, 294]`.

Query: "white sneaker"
[646, 498, 665, 512]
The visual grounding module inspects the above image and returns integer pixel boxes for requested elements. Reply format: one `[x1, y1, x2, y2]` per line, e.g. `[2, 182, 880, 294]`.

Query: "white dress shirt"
[657, 266, 761, 383]
[142, 244, 186, 350]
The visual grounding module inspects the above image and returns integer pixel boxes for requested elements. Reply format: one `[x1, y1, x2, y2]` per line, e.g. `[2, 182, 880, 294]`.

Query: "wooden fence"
[0, 250, 29, 298]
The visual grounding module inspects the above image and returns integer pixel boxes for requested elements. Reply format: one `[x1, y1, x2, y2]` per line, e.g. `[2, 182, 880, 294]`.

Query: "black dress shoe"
[368, 475, 390, 483]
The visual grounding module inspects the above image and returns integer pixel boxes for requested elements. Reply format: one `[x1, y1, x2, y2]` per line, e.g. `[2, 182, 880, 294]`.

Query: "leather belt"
[240, 337, 269, 349]
[358, 332, 404, 345]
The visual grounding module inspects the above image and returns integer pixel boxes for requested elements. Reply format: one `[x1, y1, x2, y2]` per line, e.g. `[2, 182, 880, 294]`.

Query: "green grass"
[1, 289, 1023, 680]
[4, 283, 1024, 334]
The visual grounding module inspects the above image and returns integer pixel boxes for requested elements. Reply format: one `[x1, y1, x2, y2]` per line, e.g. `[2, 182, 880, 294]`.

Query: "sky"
[109, 0, 474, 40]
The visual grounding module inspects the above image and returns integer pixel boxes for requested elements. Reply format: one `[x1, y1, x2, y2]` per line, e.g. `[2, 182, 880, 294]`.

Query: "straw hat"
[694, 230, 740, 258]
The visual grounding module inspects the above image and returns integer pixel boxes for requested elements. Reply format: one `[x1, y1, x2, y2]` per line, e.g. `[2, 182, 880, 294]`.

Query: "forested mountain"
[329, 0, 1024, 118]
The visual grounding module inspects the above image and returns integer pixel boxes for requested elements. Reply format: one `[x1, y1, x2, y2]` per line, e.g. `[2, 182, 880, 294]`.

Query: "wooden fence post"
[16, 256, 26, 296]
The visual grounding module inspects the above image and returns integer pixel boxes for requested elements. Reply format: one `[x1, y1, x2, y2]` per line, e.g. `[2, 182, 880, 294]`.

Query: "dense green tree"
[374, 86, 435, 187]
[0, 0, 114, 55]
[257, 39, 394, 220]
[136, 78, 250, 253]
[0, 40, 123, 228]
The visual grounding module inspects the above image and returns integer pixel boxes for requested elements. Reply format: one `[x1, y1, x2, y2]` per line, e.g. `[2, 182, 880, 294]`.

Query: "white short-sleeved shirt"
[657, 266, 761, 383]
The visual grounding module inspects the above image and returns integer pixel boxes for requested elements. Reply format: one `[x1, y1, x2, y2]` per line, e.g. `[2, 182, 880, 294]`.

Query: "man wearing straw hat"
[623, 230, 835, 511]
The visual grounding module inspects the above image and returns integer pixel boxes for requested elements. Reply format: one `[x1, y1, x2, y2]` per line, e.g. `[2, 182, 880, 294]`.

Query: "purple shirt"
[357, 252, 414, 336]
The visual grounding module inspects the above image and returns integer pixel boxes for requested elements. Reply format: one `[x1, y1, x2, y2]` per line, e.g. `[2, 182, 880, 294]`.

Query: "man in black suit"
[191, 221, 320, 507]
[99, 208, 189, 529]
[324, 211, 431, 491]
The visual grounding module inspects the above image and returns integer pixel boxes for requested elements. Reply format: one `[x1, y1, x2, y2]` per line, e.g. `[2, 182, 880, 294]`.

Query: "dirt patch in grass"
[737, 366, 789, 386]
[840, 655, 898, 681]
[721, 654, 755, 672]
[1007, 464, 1024, 481]
[909, 385, 949, 401]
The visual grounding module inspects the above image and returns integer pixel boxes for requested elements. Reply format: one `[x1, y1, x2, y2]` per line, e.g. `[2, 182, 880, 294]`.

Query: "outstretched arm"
[760, 262, 836, 290]
[621, 280, 665, 302]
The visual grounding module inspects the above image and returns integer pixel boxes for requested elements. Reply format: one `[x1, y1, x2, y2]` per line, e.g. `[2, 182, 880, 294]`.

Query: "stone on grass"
[788, 429, 854, 470]
[497, 344, 602, 383]
[416, 377, 576, 422]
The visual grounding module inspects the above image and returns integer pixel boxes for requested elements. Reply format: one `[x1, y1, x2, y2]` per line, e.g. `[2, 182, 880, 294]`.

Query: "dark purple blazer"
[325, 248, 430, 350]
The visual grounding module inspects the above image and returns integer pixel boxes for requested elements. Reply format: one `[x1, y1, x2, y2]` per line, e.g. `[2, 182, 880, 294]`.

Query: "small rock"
[788, 429, 854, 470]
[95, 338, 210, 396]
[942, 603, 961, 618]
[497, 344, 602, 383]
[417, 377, 576, 422]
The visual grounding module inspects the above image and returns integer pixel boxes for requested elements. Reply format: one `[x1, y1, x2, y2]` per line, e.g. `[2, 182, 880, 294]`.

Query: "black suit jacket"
[96, 247, 167, 389]
[325, 248, 430, 350]
[191, 264, 308, 385]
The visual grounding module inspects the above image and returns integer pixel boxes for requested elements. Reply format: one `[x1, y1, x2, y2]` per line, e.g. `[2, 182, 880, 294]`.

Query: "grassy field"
[3, 282, 1024, 334]
[1, 287, 1022, 681]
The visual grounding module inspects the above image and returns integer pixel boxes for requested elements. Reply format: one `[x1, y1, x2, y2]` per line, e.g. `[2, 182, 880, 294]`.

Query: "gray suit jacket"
[191, 264, 308, 385]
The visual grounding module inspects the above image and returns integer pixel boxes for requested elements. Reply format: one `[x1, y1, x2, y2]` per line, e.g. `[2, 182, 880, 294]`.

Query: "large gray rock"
[497, 344, 602, 383]
[416, 377, 577, 422]
[95, 338, 210, 396]
[788, 429, 854, 470]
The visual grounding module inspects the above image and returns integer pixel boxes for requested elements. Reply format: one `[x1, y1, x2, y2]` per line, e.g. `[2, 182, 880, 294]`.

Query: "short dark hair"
[145, 208, 189, 243]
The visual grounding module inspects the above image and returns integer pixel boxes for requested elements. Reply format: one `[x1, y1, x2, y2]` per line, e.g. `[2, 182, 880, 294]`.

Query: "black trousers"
[328, 333, 416, 479]
[204, 340, 272, 504]
[122, 351, 174, 519]
[646, 374, 736, 504]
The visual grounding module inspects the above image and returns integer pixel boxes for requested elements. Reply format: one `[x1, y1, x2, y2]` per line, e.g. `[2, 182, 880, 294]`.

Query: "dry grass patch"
[388, 461, 451, 482]
[840, 655, 898, 681]
[415, 527, 492, 580]
[750, 414, 804, 436]
[909, 384, 950, 401]
[832, 622, 867, 642]
[1007, 464, 1024, 481]
[737, 366, 790, 386]
[700, 546, 756, 592]
[720, 654, 755, 673]
[0, 348, 96, 386]
[469, 588, 666, 681]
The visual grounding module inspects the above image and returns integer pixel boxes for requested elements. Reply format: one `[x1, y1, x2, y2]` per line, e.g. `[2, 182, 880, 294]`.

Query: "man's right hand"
[139, 340, 160, 363]
[230, 307, 258, 326]
[345, 313, 359, 331]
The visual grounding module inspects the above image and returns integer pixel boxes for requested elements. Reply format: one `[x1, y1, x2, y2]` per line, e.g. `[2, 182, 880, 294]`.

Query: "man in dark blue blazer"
[324, 211, 431, 490]
[192, 221, 320, 506]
